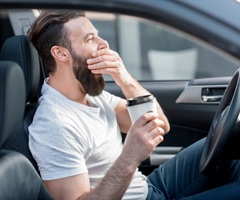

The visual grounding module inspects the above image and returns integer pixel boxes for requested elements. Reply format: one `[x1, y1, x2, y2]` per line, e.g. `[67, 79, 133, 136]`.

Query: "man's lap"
[146, 138, 240, 200]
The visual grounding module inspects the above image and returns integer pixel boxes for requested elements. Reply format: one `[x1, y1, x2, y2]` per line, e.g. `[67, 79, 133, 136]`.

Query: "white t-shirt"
[29, 78, 148, 200]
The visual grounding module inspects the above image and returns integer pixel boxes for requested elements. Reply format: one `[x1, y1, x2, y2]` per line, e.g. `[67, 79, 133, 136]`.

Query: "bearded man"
[28, 10, 240, 200]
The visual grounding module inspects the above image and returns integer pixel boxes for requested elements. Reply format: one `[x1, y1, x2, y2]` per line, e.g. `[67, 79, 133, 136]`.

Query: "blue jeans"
[146, 138, 240, 199]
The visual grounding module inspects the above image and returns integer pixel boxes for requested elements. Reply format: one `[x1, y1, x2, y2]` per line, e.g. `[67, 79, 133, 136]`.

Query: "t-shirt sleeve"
[29, 111, 88, 181]
[101, 90, 121, 109]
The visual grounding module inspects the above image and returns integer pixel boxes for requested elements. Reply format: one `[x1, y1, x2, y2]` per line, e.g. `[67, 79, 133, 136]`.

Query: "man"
[28, 10, 240, 200]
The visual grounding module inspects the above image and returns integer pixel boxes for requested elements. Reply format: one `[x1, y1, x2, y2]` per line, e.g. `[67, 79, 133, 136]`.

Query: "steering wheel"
[200, 69, 240, 174]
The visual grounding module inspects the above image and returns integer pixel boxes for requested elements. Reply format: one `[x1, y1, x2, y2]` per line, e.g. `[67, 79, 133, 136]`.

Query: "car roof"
[1, 0, 240, 27]
[0, 0, 240, 59]
[180, 0, 240, 31]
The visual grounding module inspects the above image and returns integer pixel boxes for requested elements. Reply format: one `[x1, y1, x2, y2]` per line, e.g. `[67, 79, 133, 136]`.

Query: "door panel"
[105, 76, 231, 168]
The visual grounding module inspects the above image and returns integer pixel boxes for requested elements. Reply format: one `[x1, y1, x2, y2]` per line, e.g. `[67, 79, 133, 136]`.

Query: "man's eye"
[87, 37, 94, 42]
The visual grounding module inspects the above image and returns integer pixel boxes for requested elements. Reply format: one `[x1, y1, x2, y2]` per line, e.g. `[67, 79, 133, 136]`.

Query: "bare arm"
[88, 48, 170, 133]
[41, 48, 169, 200]
[43, 112, 164, 200]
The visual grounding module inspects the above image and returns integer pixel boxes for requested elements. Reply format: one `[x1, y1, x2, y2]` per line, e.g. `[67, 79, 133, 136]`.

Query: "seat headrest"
[0, 35, 40, 102]
[0, 61, 26, 149]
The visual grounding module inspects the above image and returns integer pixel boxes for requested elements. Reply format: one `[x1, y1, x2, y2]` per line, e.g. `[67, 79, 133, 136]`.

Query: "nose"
[97, 37, 109, 50]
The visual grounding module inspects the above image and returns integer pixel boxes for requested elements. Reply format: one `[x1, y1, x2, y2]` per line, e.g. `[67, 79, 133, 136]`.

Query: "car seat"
[0, 35, 42, 172]
[0, 61, 52, 200]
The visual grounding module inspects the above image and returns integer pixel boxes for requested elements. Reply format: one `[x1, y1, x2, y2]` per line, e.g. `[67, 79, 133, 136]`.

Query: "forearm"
[88, 49, 170, 132]
[118, 73, 150, 99]
[79, 155, 137, 200]
[119, 74, 170, 133]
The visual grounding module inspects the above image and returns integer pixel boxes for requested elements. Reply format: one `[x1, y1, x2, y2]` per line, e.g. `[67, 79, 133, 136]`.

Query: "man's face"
[65, 17, 108, 96]
[71, 49, 105, 96]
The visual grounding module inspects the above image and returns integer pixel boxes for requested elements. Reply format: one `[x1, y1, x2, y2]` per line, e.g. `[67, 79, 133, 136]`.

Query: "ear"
[51, 46, 70, 62]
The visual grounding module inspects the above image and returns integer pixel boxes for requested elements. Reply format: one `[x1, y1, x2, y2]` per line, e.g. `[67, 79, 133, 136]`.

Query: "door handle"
[202, 95, 222, 102]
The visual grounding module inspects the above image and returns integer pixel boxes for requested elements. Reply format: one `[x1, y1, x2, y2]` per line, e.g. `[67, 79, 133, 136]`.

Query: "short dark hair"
[28, 10, 85, 74]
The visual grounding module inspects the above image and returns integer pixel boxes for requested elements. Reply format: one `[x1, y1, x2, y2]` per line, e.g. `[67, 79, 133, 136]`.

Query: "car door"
[87, 10, 240, 173]
[105, 76, 231, 173]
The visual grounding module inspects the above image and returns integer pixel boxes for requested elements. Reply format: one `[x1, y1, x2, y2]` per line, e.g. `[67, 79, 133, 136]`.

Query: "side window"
[87, 12, 239, 81]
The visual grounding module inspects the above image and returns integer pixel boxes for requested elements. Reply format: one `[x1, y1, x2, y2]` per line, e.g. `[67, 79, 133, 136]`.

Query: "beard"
[71, 51, 105, 96]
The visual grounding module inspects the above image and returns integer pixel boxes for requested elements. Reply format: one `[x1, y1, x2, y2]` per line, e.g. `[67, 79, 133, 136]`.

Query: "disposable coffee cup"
[126, 95, 157, 123]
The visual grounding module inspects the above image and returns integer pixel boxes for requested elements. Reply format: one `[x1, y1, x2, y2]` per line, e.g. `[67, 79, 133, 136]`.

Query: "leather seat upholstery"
[1, 35, 42, 171]
[0, 35, 41, 102]
[0, 61, 25, 148]
[0, 61, 52, 200]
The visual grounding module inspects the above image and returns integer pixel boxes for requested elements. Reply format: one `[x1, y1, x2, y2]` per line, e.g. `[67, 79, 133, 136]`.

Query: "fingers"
[87, 54, 120, 67]
[135, 112, 162, 129]
[87, 49, 122, 73]
[134, 112, 165, 145]
[143, 119, 165, 145]
[124, 112, 166, 164]
[87, 59, 121, 74]
[87, 49, 119, 64]
[91, 48, 116, 58]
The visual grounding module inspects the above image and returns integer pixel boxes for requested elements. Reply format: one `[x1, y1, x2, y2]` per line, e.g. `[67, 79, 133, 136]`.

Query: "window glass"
[87, 12, 239, 81]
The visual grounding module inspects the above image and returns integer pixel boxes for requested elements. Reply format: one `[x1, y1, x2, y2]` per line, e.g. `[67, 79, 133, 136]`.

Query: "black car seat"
[0, 61, 53, 200]
[0, 35, 43, 172]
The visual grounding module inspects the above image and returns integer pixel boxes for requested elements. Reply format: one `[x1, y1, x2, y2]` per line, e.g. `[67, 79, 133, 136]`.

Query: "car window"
[87, 12, 239, 81]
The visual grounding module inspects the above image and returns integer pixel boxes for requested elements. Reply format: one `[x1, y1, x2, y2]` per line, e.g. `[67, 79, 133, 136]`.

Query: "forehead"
[65, 17, 97, 39]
